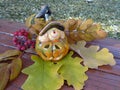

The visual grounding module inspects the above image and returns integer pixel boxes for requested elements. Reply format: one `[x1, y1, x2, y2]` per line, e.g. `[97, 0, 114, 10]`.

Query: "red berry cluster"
[13, 29, 35, 51]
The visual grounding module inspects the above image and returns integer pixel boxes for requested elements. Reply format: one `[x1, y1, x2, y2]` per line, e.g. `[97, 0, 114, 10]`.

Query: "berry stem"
[0, 42, 16, 49]
[0, 31, 14, 36]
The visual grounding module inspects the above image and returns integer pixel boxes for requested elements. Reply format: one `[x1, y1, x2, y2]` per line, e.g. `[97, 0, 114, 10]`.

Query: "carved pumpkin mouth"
[35, 37, 69, 61]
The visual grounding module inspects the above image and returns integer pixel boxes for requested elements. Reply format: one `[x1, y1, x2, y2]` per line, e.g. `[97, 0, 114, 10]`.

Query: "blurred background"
[0, 0, 120, 39]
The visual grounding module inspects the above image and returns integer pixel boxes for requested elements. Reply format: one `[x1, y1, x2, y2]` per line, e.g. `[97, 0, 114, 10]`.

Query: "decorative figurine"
[35, 21, 69, 61]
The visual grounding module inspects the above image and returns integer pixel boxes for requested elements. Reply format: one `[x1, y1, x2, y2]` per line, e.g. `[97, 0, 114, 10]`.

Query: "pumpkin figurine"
[35, 21, 69, 61]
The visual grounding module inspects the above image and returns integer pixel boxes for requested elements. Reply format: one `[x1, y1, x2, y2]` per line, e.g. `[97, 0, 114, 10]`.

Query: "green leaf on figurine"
[70, 41, 116, 68]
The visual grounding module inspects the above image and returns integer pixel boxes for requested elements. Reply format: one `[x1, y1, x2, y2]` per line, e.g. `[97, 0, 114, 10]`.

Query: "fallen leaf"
[0, 63, 10, 90]
[0, 63, 8, 68]
[58, 52, 88, 90]
[22, 55, 64, 90]
[1, 56, 17, 61]
[70, 41, 116, 68]
[0, 50, 22, 90]
[0, 50, 21, 61]
[8, 57, 22, 81]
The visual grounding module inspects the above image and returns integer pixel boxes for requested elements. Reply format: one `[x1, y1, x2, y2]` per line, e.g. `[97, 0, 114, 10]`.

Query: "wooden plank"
[88, 39, 120, 59]
[0, 19, 26, 33]
[0, 45, 15, 53]
[87, 69, 120, 87]
[98, 64, 120, 76]
[0, 34, 14, 46]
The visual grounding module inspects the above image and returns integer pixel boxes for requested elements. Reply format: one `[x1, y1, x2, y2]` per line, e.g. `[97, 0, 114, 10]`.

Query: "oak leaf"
[22, 55, 64, 90]
[70, 41, 116, 68]
[58, 52, 88, 90]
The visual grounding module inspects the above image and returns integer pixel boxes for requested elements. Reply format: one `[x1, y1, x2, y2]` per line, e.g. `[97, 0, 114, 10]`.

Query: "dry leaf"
[0, 63, 10, 90]
[0, 50, 22, 90]
[79, 19, 93, 30]
[0, 50, 21, 61]
[8, 57, 22, 81]
[64, 18, 107, 43]
[70, 41, 116, 68]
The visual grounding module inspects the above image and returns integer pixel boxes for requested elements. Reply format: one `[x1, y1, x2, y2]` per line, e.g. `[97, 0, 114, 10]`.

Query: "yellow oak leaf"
[70, 41, 116, 68]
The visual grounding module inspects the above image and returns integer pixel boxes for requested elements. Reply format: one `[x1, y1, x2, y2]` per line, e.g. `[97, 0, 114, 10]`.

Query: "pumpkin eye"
[48, 29, 60, 40]
[55, 45, 60, 49]
[53, 30, 56, 34]
[51, 30, 59, 37]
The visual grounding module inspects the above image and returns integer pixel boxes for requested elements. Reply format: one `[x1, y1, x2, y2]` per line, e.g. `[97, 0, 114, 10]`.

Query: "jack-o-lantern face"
[35, 22, 69, 61]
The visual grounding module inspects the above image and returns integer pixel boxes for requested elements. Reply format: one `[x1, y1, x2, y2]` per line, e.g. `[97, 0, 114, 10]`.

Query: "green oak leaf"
[70, 41, 116, 68]
[22, 55, 64, 90]
[58, 52, 88, 90]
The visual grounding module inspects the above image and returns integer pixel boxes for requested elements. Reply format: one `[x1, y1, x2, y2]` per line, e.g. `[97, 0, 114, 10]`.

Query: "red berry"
[20, 46, 26, 51]
[13, 32, 18, 36]
[27, 40, 32, 44]
[24, 42, 28, 46]
[18, 32, 23, 36]
[32, 42, 35, 45]
[13, 29, 33, 51]
[24, 32, 28, 36]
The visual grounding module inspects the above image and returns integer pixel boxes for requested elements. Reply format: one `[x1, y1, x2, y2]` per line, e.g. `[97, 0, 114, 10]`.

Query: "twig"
[0, 31, 14, 36]
[0, 42, 16, 49]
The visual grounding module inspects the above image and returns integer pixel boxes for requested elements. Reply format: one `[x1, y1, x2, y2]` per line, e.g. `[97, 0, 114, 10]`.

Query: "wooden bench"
[0, 19, 120, 90]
